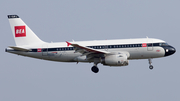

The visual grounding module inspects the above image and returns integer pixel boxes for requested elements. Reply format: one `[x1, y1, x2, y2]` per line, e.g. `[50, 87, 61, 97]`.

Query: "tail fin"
[8, 15, 45, 46]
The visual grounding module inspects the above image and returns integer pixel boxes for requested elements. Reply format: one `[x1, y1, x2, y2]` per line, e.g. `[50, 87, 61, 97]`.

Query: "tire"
[149, 65, 153, 70]
[91, 66, 99, 73]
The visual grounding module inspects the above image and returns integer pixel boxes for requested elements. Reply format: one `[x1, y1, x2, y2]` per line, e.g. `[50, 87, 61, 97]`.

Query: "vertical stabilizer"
[8, 15, 45, 46]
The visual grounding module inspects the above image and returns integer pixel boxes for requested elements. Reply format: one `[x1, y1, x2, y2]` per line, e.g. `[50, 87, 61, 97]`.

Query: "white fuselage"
[7, 38, 166, 62]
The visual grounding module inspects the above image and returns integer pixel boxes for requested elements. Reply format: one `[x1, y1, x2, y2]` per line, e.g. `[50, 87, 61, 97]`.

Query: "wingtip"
[66, 41, 71, 46]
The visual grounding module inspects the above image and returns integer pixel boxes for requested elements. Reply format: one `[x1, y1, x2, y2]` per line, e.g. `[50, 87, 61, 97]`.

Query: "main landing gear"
[91, 66, 99, 73]
[148, 58, 153, 70]
[91, 59, 100, 73]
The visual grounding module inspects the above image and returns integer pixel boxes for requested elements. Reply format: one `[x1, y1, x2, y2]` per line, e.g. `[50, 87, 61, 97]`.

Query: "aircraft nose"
[164, 46, 176, 56]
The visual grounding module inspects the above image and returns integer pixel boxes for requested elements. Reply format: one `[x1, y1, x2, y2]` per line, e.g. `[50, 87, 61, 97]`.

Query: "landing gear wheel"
[149, 65, 153, 70]
[91, 66, 99, 73]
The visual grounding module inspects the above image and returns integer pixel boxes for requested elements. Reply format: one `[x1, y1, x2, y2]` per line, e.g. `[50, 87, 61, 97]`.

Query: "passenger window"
[148, 43, 153, 46]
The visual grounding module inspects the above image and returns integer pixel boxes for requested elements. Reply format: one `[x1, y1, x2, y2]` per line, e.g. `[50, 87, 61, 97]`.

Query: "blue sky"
[0, 0, 179, 101]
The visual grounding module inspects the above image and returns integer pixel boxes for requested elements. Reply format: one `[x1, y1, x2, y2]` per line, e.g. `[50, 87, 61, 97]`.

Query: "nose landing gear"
[148, 58, 153, 70]
[149, 65, 153, 69]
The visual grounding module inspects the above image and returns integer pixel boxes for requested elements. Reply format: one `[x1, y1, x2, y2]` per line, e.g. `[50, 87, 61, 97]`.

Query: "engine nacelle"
[101, 54, 129, 66]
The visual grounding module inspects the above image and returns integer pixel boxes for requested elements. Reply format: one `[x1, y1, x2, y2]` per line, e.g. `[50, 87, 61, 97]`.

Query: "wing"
[66, 41, 110, 55]
[66, 41, 130, 61]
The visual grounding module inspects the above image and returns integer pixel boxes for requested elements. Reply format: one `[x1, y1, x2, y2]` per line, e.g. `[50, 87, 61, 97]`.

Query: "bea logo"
[142, 43, 147, 47]
[15, 26, 26, 37]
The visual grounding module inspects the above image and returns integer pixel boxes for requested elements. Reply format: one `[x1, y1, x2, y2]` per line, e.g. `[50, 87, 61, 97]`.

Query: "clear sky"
[0, 0, 179, 101]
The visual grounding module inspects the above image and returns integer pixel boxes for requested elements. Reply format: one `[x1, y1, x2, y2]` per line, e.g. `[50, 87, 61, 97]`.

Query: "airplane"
[5, 15, 176, 73]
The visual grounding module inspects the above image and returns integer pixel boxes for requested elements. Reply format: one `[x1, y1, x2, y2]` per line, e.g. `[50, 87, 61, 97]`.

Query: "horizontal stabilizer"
[9, 46, 31, 51]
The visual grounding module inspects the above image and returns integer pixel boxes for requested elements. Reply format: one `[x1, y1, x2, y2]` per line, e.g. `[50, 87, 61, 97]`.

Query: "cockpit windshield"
[159, 43, 169, 46]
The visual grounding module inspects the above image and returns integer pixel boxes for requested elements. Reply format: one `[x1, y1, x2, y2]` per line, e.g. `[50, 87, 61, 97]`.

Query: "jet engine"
[101, 54, 129, 66]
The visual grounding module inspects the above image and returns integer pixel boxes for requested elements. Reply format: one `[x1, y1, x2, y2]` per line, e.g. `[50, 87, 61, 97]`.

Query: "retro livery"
[6, 15, 176, 73]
